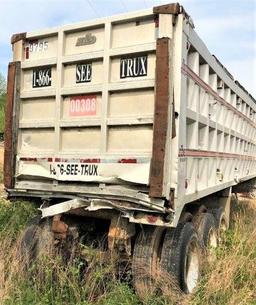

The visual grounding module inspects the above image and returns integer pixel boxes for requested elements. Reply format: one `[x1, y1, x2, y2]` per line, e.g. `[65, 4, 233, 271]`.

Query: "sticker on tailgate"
[32, 66, 52, 88]
[25, 40, 49, 59]
[76, 63, 92, 83]
[28, 40, 48, 53]
[69, 95, 97, 116]
[49, 163, 98, 177]
[120, 55, 148, 79]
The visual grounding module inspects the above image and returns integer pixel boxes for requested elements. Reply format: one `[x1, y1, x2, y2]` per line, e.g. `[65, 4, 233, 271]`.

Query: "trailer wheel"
[211, 207, 228, 233]
[20, 216, 41, 265]
[211, 207, 228, 244]
[132, 226, 165, 298]
[37, 219, 54, 257]
[194, 213, 218, 251]
[20, 217, 54, 265]
[160, 222, 201, 294]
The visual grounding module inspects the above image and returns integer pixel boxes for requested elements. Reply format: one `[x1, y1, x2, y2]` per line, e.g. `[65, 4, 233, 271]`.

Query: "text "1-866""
[32, 67, 52, 88]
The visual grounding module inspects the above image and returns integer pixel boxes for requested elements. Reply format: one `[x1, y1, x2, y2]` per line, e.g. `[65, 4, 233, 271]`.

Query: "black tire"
[20, 216, 41, 266]
[20, 216, 80, 268]
[160, 222, 201, 294]
[20, 217, 55, 267]
[37, 218, 54, 257]
[211, 207, 228, 232]
[194, 212, 218, 249]
[132, 226, 165, 298]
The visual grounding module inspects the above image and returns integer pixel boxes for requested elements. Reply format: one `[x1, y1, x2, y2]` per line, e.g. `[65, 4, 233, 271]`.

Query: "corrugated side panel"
[16, 14, 159, 185]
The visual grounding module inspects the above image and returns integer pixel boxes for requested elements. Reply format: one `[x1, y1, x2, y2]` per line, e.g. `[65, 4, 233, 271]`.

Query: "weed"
[0, 195, 255, 305]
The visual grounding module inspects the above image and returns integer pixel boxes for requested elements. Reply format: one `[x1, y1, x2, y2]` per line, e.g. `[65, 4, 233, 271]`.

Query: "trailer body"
[5, 3, 256, 227]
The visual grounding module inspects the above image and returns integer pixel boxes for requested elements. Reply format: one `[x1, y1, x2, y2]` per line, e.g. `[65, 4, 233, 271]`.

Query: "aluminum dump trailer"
[4, 3, 256, 295]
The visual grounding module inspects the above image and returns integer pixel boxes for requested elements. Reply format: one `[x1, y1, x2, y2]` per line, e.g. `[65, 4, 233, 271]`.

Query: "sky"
[0, 0, 255, 97]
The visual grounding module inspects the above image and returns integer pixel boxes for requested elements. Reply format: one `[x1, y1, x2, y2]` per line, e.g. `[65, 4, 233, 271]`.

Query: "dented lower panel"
[39, 198, 173, 227]
[10, 180, 166, 213]
[17, 157, 151, 184]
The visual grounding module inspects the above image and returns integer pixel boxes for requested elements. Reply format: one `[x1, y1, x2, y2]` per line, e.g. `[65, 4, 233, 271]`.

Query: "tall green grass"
[0, 195, 255, 305]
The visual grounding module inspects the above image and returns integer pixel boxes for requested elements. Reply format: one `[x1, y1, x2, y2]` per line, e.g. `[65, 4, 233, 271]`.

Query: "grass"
[0, 193, 255, 305]
[191, 196, 256, 305]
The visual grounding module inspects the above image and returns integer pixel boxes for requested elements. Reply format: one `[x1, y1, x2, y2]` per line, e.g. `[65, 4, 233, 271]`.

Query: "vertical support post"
[101, 22, 111, 153]
[4, 62, 21, 189]
[218, 187, 231, 228]
[149, 38, 170, 198]
[54, 30, 64, 153]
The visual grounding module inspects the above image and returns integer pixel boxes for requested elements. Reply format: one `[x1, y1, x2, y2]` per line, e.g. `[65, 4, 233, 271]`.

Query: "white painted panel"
[64, 27, 104, 55]
[110, 53, 156, 83]
[24, 36, 58, 61]
[20, 98, 55, 121]
[63, 61, 103, 87]
[62, 94, 102, 119]
[61, 127, 101, 151]
[22, 67, 57, 91]
[19, 129, 55, 152]
[111, 18, 155, 48]
[107, 126, 153, 152]
[108, 89, 154, 117]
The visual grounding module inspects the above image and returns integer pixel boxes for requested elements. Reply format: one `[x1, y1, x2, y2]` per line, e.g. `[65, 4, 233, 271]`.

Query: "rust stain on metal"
[153, 3, 192, 27]
[52, 215, 68, 239]
[11, 32, 26, 44]
[146, 215, 158, 223]
[169, 188, 175, 209]
[108, 216, 135, 255]
[149, 38, 170, 198]
[153, 3, 181, 15]
[4, 62, 18, 189]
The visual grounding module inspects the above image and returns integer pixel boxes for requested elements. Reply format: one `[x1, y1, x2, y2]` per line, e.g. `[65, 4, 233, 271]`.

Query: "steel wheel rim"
[185, 240, 200, 293]
[208, 228, 218, 262]
[219, 217, 228, 244]
[220, 218, 228, 233]
[208, 228, 218, 249]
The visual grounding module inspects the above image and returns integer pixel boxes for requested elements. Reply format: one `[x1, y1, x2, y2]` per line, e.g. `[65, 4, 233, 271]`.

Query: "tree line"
[0, 73, 6, 133]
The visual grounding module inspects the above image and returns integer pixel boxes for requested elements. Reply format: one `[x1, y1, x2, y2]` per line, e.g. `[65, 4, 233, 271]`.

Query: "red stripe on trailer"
[179, 149, 256, 160]
[118, 159, 137, 163]
[19, 158, 142, 164]
[25, 47, 29, 59]
[20, 157, 37, 161]
[55, 158, 69, 162]
[80, 159, 101, 163]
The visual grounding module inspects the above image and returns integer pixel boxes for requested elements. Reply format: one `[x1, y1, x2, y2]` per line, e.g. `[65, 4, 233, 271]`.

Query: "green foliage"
[0, 93, 5, 133]
[3, 254, 140, 305]
[0, 197, 255, 305]
[0, 199, 38, 241]
[99, 283, 139, 305]
[0, 72, 6, 133]
[0, 72, 6, 96]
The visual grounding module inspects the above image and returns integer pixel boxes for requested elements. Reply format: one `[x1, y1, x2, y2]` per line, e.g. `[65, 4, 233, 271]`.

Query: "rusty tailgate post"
[153, 3, 181, 15]
[4, 61, 21, 189]
[149, 38, 171, 198]
[11, 32, 26, 45]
